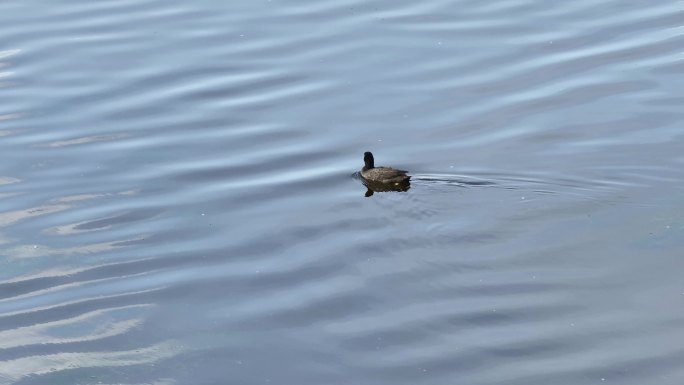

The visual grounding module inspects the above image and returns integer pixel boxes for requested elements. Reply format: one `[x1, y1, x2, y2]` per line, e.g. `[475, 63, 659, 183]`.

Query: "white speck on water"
[601, 378, 606, 382]
[33, 245, 38, 249]
[378, 139, 382, 142]
[570, 322, 575, 327]
[201, 213, 205, 216]
[449, 165, 454, 168]
[521, 196, 526, 200]
[437, 41, 442, 45]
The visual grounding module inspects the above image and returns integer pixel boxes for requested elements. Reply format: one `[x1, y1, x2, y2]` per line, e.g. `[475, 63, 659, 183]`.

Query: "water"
[1, 0, 683, 384]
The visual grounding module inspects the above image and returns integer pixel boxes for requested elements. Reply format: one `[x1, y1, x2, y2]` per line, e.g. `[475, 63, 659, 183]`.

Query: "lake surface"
[1, 0, 683, 384]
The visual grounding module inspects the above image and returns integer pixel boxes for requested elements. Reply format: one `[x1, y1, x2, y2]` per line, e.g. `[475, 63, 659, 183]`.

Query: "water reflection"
[0, 190, 137, 228]
[0, 177, 19, 186]
[0, 340, 181, 383]
[6, 236, 144, 260]
[0, 305, 148, 349]
[363, 179, 411, 197]
[38, 134, 129, 148]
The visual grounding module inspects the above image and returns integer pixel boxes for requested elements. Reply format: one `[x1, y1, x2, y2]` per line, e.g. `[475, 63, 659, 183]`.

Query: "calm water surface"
[1, 0, 683, 384]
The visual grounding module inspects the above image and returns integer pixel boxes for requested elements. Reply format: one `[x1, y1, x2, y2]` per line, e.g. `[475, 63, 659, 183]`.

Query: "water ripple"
[1, 0, 683, 383]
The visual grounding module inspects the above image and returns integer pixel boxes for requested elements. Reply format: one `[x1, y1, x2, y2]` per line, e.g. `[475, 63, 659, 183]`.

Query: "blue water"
[1, 0, 683, 384]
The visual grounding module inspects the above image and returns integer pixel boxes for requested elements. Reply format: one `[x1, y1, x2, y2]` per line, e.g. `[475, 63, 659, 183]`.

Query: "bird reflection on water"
[363, 179, 411, 197]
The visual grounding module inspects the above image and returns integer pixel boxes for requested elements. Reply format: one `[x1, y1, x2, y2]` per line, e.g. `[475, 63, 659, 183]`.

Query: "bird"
[360, 152, 411, 184]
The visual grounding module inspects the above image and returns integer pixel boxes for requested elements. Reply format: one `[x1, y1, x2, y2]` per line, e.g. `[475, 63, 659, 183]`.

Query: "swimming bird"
[361, 152, 411, 184]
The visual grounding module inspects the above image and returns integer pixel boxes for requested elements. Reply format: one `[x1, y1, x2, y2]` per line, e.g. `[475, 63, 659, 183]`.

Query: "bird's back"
[361, 166, 410, 183]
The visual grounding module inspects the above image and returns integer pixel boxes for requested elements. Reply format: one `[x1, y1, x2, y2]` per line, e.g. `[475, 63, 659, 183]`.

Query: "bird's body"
[360, 152, 411, 184]
[361, 166, 410, 183]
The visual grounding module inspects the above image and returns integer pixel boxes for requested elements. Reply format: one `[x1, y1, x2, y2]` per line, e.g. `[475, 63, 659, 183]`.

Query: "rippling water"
[1, 0, 683, 384]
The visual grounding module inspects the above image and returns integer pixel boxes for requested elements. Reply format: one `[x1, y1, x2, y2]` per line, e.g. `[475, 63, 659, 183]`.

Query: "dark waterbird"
[360, 152, 411, 196]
